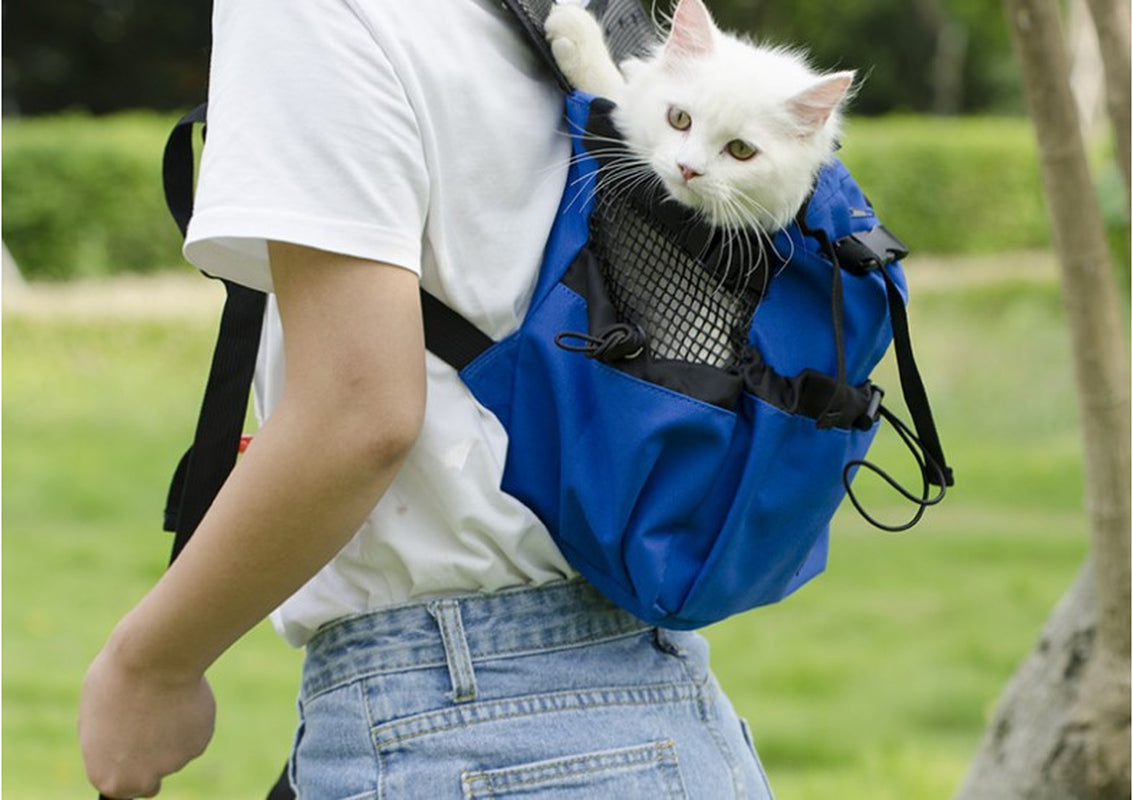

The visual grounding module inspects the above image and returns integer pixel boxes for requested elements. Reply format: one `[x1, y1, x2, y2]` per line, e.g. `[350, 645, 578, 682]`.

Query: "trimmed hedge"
[2, 112, 185, 281]
[841, 115, 1052, 254]
[2, 111, 1123, 281]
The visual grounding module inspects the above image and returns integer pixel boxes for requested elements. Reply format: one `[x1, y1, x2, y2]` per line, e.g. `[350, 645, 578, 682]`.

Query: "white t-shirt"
[184, 0, 577, 647]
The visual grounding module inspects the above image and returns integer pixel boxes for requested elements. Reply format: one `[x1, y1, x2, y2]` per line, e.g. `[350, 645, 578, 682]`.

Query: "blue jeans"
[290, 580, 774, 799]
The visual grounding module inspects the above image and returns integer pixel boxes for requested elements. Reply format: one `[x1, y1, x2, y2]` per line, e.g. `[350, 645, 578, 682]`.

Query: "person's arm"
[79, 242, 426, 798]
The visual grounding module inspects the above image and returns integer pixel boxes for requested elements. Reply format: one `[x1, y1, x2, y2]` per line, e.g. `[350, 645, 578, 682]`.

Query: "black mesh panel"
[586, 192, 765, 369]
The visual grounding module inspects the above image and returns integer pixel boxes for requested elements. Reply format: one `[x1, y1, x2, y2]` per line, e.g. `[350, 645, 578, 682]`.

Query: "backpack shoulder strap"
[499, 0, 658, 91]
[500, 0, 572, 90]
[161, 106, 268, 561]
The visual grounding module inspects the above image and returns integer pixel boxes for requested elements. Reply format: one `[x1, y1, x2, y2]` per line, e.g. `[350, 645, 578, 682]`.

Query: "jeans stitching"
[461, 739, 685, 798]
[373, 682, 702, 747]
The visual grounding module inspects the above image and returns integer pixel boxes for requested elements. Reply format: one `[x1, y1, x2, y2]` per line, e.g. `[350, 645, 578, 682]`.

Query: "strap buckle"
[834, 225, 910, 276]
[855, 384, 885, 431]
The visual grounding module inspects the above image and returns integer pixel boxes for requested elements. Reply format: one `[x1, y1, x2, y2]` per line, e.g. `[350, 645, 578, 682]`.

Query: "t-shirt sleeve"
[183, 0, 429, 293]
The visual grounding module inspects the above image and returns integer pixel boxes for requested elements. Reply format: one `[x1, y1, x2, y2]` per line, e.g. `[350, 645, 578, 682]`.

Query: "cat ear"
[663, 0, 716, 61]
[788, 71, 855, 136]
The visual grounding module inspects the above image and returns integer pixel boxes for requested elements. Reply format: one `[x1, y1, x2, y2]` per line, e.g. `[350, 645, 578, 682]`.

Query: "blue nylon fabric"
[761, 162, 906, 384]
[460, 92, 901, 628]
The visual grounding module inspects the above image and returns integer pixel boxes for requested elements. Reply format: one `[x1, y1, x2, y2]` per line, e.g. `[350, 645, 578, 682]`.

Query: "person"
[78, 0, 775, 797]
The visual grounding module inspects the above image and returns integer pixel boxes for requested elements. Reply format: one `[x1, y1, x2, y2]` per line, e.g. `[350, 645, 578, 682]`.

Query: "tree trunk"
[1082, 0, 1132, 207]
[954, 566, 1099, 799]
[955, 0, 1131, 797]
[1067, 0, 1107, 143]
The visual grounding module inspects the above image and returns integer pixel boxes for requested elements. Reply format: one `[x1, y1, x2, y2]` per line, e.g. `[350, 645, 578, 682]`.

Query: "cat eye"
[725, 139, 759, 160]
[667, 106, 692, 131]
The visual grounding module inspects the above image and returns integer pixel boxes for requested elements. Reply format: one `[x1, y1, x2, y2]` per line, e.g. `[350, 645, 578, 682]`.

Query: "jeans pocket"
[461, 739, 689, 799]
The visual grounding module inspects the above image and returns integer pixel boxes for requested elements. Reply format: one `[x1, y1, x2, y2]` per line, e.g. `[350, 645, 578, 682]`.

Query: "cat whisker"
[592, 158, 662, 208]
[710, 191, 775, 304]
[561, 149, 656, 213]
[562, 163, 610, 214]
[580, 131, 633, 148]
[765, 232, 796, 277]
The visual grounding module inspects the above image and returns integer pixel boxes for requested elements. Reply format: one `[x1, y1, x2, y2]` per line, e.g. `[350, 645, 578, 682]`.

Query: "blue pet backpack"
[419, 88, 952, 629]
[161, 0, 952, 635]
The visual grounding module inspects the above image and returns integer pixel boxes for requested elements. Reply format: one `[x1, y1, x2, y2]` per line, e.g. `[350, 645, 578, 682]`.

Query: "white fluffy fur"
[545, 0, 854, 233]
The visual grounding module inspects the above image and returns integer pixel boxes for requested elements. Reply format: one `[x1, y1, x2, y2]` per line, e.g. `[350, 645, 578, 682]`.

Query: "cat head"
[613, 0, 855, 233]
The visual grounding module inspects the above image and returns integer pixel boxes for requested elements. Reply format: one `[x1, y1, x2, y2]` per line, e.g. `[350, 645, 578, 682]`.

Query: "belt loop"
[427, 599, 478, 703]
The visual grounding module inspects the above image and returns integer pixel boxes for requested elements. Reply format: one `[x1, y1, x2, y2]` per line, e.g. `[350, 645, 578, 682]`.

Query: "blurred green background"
[2, 0, 1127, 798]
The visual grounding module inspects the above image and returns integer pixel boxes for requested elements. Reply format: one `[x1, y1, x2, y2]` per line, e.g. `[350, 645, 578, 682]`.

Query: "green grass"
[1, 260, 1093, 798]
[2, 312, 302, 798]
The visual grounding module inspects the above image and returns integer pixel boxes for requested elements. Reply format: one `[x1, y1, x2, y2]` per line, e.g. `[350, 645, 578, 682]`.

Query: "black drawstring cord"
[843, 406, 948, 532]
[555, 323, 647, 362]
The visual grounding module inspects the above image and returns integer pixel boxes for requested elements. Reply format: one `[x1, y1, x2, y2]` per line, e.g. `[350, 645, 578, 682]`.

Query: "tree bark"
[954, 566, 1098, 799]
[955, 0, 1131, 797]
[1082, 0, 1132, 207]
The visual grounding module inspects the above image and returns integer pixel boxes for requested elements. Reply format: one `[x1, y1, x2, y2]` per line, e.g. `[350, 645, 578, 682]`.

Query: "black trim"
[741, 348, 882, 431]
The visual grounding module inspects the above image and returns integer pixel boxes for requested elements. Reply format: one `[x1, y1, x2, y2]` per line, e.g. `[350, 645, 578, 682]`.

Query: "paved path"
[1, 251, 1058, 321]
[2, 269, 225, 319]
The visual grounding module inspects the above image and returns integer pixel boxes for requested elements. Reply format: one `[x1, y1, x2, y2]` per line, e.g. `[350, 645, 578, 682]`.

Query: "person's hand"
[79, 644, 215, 798]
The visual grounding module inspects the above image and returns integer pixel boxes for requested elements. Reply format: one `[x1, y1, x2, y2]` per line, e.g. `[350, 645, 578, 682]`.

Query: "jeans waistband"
[301, 580, 651, 700]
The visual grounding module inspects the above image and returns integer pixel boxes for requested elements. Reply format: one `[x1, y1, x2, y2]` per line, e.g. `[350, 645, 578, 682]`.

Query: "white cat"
[545, 0, 855, 235]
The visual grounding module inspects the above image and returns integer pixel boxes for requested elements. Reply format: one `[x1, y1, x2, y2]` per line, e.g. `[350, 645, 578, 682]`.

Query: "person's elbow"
[358, 389, 424, 474]
[342, 372, 426, 476]
[287, 354, 426, 479]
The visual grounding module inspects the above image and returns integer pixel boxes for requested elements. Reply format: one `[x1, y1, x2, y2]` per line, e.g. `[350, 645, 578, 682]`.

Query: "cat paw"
[544, 4, 602, 79]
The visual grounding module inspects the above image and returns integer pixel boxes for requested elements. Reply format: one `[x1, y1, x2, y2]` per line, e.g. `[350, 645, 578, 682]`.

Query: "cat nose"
[678, 163, 702, 181]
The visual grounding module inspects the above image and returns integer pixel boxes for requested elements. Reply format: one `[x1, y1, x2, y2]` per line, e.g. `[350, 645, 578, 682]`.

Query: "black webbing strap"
[162, 103, 208, 237]
[420, 290, 494, 371]
[876, 261, 954, 490]
[160, 103, 270, 562]
[500, 0, 572, 91]
[826, 226, 954, 532]
[793, 189, 953, 531]
[163, 282, 266, 562]
[158, 107, 490, 557]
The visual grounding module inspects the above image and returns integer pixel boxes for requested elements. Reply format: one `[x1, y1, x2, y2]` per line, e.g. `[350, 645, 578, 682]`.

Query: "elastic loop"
[555, 323, 646, 362]
[843, 406, 948, 533]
